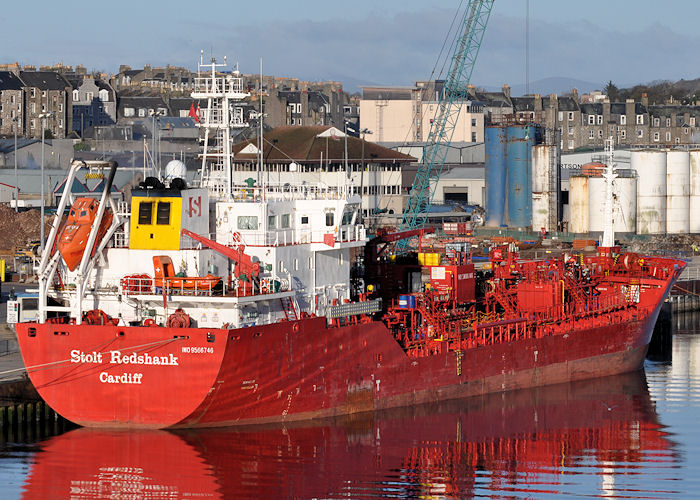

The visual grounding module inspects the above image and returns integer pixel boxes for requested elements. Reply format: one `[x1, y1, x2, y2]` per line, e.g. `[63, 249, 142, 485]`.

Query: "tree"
[603, 80, 619, 101]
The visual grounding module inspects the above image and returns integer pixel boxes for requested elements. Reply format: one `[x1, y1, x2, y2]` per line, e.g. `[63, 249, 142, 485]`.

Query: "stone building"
[72, 77, 118, 137]
[0, 71, 24, 137]
[19, 71, 73, 139]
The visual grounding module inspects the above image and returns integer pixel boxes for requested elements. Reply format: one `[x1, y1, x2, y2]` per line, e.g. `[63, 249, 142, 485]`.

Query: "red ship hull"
[16, 277, 672, 429]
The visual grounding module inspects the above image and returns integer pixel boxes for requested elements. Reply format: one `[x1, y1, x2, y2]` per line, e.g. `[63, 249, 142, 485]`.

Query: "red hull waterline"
[16, 275, 675, 429]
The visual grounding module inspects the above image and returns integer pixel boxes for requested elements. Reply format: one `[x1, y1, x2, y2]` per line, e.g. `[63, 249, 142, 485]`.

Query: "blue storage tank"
[484, 125, 507, 227]
[506, 125, 534, 227]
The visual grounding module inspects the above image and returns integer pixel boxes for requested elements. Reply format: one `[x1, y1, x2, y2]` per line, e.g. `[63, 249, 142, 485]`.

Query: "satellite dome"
[164, 160, 187, 182]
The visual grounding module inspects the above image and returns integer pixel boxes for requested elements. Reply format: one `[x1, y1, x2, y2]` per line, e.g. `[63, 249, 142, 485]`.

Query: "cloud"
[2, 7, 698, 92]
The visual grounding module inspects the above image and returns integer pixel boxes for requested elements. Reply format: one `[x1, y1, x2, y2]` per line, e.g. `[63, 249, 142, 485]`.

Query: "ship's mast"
[600, 136, 617, 248]
[194, 52, 250, 200]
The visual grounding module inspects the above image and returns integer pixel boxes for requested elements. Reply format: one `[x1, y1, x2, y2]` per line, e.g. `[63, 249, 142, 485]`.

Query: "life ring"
[143, 318, 156, 327]
[260, 278, 270, 293]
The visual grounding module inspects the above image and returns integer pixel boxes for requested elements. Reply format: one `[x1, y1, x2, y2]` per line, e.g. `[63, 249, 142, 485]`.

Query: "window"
[636, 115, 644, 125]
[568, 140, 574, 149]
[676, 137, 681, 144]
[654, 132, 660, 142]
[138, 108, 146, 117]
[620, 115, 627, 125]
[598, 130, 603, 138]
[691, 117, 696, 127]
[637, 129, 643, 138]
[471, 132, 477, 142]
[301, 216, 309, 225]
[568, 112, 574, 121]
[568, 126, 574, 135]
[58, 119, 63, 128]
[86, 92, 94, 101]
[558, 111, 563, 121]
[666, 132, 671, 141]
[30, 89, 35, 98]
[684, 127, 689, 135]
[268, 215, 277, 229]
[325, 211, 334, 227]
[621, 130, 626, 139]
[589, 130, 595, 139]
[653, 117, 660, 127]
[597, 115, 603, 125]
[99, 89, 109, 102]
[138, 202, 153, 224]
[666, 118, 671, 127]
[588, 115, 595, 125]
[58, 103, 62, 112]
[296, 103, 301, 113]
[237, 216, 258, 230]
[10, 95, 15, 104]
[281, 214, 290, 229]
[41, 90, 46, 97]
[156, 202, 171, 225]
[125, 107, 135, 117]
[73, 90, 79, 101]
[30, 119, 35, 129]
[31, 103, 36, 113]
[471, 118, 476, 127]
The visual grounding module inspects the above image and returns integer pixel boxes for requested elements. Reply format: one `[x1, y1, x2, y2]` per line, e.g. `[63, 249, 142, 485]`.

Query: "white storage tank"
[531, 145, 557, 232]
[612, 175, 637, 233]
[690, 150, 700, 232]
[588, 177, 606, 233]
[569, 176, 589, 234]
[632, 150, 667, 234]
[666, 150, 690, 233]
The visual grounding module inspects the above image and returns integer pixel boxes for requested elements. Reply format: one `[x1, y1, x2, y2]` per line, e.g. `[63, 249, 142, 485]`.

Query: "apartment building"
[360, 81, 484, 144]
[0, 71, 24, 136]
[19, 71, 72, 139]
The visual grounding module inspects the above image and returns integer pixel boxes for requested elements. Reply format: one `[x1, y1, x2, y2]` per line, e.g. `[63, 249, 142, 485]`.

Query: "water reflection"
[20, 371, 677, 499]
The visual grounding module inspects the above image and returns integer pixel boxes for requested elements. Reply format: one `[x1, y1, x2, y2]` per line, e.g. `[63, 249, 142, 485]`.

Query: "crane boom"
[400, 0, 495, 232]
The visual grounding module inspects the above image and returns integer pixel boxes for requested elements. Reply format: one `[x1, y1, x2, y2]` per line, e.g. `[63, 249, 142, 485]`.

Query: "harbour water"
[1, 312, 700, 499]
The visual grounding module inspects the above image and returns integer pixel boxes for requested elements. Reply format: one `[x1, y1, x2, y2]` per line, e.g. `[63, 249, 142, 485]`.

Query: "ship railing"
[193, 76, 244, 94]
[231, 183, 351, 202]
[232, 226, 366, 247]
[120, 273, 292, 298]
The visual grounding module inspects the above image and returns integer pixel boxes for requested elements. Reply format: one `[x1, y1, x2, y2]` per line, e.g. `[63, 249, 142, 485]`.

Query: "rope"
[0, 336, 184, 379]
[673, 284, 700, 297]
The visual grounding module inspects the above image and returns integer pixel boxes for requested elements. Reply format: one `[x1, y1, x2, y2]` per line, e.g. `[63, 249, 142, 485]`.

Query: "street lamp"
[12, 117, 19, 212]
[39, 112, 53, 255]
[359, 128, 373, 224]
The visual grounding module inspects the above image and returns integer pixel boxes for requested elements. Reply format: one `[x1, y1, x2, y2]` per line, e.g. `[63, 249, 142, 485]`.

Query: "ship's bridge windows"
[281, 214, 290, 229]
[237, 216, 258, 230]
[268, 215, 277, 229]
[156, 202, 171, 225]
[325, 211, 335, 227]
[341, 204, 358, 225]
[138, 201, 153, 224]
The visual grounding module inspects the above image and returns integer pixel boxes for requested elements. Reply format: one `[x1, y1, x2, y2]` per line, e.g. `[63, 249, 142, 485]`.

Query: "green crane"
[399, 0, 495, 237]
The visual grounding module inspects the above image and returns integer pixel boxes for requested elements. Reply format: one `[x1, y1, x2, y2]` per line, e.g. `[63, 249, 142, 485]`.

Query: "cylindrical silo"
[632, 150, 667, 234]
[506, 125, 534, 227]
[612, 176, 637, 233]
[569, 176, 589, 234]
[666, 150, 690, 233]
[588, 177, 606, 232]
[485, 125, 507, 227]
[690, 150, 700, 232]
[532, 144, 558, 232]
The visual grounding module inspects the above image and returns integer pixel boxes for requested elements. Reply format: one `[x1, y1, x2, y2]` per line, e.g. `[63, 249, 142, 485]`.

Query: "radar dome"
[164, 160, 187, 182]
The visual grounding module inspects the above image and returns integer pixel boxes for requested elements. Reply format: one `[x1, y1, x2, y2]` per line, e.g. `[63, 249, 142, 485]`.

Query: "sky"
[2, 0, 699, 93]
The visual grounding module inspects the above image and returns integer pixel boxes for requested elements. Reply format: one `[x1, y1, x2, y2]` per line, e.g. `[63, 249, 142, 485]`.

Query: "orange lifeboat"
[58, 197, 113, 271]
[152, 256, 221, 292]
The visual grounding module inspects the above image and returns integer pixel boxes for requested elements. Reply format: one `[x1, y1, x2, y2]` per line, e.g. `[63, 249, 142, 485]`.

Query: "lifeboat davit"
[58, 197, 113, 271]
